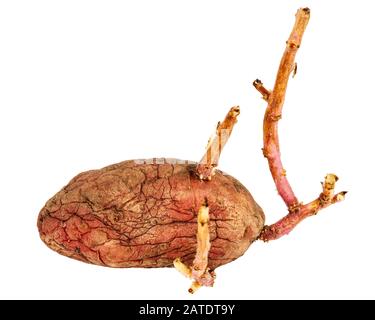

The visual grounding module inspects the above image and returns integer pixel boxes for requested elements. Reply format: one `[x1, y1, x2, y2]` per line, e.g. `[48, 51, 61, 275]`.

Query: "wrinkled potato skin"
[38, 159, 264, 269]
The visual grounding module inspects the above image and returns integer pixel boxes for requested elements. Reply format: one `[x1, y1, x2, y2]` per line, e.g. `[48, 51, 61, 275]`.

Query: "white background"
[0, 0, 374, 300]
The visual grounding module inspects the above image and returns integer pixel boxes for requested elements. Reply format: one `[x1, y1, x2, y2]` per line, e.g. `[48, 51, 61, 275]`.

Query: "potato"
[38, 159, 264, 269]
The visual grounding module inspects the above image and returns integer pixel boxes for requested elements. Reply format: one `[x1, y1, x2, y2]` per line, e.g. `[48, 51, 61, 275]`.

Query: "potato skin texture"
[37, 159, 264, 269]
